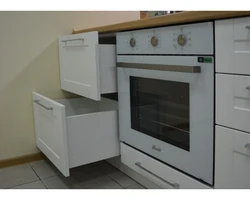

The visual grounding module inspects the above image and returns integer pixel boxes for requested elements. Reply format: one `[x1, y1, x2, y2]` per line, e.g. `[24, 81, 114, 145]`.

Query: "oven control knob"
[151, 36, 158, 47]
[130, 38, 136, 47]
[177, 34, 187, 46]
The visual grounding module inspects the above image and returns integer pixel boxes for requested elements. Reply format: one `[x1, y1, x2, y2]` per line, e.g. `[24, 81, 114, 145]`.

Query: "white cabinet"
[215, 17, 250, 75]
[58, 31, 117, 101]
[33, 92, 120, 177]
[215, 125, 250, 189]
[120, 143, 210, 189]
[216, 74, 250, 133]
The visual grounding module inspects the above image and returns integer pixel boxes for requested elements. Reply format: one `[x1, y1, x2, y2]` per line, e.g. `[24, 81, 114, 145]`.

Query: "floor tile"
[106, 170, 139, 188]
[42, 176, 75, 189]
[70, 164, 104, 182]
[11, 180, 46, 189]
[0, 164, 39, 189]
[73, 175, 123, 189]
[30, 160, 59, 179]
[125, 182, 146, 189]
[97, 161, 118, 174]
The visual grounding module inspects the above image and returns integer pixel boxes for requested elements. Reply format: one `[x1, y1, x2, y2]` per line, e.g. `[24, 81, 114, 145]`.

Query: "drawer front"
[215, 125, 250, 189]
[215, 17, 250, 75]
[32, 92, 69, 177]
[121, 143, 210, 189]
[58, 31, 101, 101]
[216, 74, 250, 133]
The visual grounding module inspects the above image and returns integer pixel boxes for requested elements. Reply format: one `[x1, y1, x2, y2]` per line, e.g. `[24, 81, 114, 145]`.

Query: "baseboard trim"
[0, 152, 45, 169]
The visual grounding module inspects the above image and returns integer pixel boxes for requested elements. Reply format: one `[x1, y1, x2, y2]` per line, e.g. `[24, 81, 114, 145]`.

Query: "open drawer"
[32, 92, 120, 177]
[58, 31, 117, 101]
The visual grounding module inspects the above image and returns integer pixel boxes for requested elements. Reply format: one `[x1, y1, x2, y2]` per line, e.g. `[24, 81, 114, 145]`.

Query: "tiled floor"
[0, 160, 145, 189]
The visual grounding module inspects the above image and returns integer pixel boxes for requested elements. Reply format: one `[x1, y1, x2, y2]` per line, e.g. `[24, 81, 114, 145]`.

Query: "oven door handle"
[117, 62, 201, 73]
[135, 162, 180, 189]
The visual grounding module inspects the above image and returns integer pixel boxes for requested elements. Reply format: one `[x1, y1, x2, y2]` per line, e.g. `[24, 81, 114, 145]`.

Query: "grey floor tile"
[11, 180, 46, 189]
[0, 164, 39, 189]
[70, 164, 104, 182]
[42, 176, 75, 189]
[106, 170, 139, 188]
[30, 160, 59, 179]
[125, 182, 146, 189]
[73, 175, 123, 189]
[97, 161, 118, 174]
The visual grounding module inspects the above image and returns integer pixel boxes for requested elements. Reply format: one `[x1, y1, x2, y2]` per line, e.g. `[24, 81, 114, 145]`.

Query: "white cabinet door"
[32, 92, 70, 177]
[58, 32, 101, 101]
[216, 74, 250, 133]
[215, 17, 250, 75]
[215, 125, 250, 189]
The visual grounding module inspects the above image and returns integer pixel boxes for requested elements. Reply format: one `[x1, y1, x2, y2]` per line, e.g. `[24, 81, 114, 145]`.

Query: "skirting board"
[106, 156, 161, 189]
[0, 152, 46, 169]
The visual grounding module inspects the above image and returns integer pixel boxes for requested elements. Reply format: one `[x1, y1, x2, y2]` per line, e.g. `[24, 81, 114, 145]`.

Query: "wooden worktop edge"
[72, 11, 250, 34]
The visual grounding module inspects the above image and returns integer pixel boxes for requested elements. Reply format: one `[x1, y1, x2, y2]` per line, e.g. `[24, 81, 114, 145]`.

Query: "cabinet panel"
[32, 92, 69, 177]
[215, 17, 250, 75]
[121, 143, 210, 189]
[215, 125, 250, 189]
[216, 74, 250, 133]
[58, 32, 101, 100]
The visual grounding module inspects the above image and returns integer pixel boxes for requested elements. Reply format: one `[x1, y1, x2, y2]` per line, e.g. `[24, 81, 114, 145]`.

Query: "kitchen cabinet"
[215, 17, 250, 75]
[216, 74, 250, 133]
[32, 92, 120, 177]
[120, 143, 210, 189]
[58, 31, 117, 101]
[32, 30, 120, 177]
[215, 125, 250, 189]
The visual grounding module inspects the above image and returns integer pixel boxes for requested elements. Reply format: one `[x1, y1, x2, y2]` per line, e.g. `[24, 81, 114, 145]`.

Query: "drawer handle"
[34, 100, 53, 111]
[245, 143, 250, 149]
[61, 38, 84, 42]
[246, 86, 250, 90]
[245, 26, 250, 30]
[152, 145, 162, 152]
[135, 162, 180, 189]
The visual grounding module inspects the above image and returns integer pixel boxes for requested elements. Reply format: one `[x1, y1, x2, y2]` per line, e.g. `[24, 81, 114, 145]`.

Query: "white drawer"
[215, 125, 250, 189]
[120, 143, 210, 189]
[58, 31, 117, 101]
[32, 92, 120, 177]
[215, 17, 250, 75]
[216, 74, 250, 133]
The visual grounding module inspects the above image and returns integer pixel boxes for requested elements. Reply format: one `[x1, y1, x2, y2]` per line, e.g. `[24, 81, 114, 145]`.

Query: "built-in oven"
[116, 22, 214, 185]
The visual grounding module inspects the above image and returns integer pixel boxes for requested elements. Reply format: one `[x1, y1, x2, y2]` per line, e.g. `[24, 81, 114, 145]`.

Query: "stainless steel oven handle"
[135, 162, 180, 189]
[34, 100, 53, 111]
[117, 62, 201, 73]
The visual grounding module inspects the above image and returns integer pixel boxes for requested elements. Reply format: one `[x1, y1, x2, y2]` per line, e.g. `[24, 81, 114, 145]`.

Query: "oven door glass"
[130, 76, 190, 151]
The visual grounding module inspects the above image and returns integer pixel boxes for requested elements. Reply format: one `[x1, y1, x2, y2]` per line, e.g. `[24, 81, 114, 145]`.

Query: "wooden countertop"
[72, 11, 250, 34]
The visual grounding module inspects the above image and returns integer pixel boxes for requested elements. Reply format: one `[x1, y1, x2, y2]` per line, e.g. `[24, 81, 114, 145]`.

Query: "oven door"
[117, 55, 214, 185]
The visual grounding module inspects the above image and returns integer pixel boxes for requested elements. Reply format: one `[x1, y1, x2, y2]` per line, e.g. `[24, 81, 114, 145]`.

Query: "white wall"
[0, 11, 139, 160]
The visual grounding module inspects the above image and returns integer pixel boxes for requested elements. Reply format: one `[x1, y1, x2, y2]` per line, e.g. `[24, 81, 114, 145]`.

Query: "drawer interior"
[56, 97, 118, 117]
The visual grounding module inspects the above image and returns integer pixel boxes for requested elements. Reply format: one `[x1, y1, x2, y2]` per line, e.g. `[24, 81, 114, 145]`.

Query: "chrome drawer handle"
[135, 162, 180, 189]
[246, 86, 250, 90]
[152, 145, 162, 152]
[245, 143, 250, 149]
[61, 38, 84, 42]
[245, 26, 250, 30]
[34, 100, 53, 111]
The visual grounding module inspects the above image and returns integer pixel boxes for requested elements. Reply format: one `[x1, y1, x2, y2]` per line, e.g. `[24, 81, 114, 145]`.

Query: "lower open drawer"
[32, 92, 120, 177]
[121, 143, 211, 189]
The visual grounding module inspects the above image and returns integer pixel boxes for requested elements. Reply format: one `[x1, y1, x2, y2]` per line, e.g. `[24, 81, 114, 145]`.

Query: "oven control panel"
[116, 22, 214, 55]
